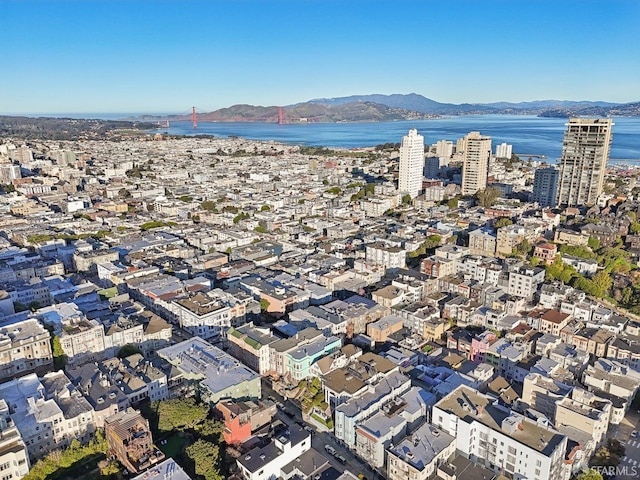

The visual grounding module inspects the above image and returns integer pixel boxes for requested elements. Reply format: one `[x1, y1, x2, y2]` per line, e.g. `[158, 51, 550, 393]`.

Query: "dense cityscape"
[0, 114, 639, 480]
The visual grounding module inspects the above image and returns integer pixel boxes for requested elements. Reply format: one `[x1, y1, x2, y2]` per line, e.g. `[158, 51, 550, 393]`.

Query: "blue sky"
[1, 0, 639, 113]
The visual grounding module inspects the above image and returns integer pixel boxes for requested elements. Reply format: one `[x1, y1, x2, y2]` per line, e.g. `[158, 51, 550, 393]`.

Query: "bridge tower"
[192, 106, 197, 129]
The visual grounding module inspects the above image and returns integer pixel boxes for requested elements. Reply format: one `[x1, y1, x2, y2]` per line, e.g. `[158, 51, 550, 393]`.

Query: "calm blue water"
[158, 115, 640, 162]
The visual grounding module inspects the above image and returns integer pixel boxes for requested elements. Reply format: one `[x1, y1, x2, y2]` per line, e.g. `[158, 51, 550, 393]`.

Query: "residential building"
[386, 422, 455, 480]
[236, 425, 310, 480]
[216, 399, 277, 445]
[495, 143, 512, 159]
[67, 362, 130, 428]
[367, 315, 405, 343]
[105, 409, 164, 474]
[170, 292, 232, 341]
[355, 411, 407, 469]
[508, 266, 545, 300]
[0, 318, 53, 382]
[533, 243, 558, 265]
[366, 243, 407, 270]
[334, 371, 412, 448]
[468, 229, 496, 257]
[531, 167, 559, 207]
[557, 118, 614, 207]
[461, 132, 492, 195]
[227, 324, 279, 375]
[398, 129, 425, 199]
[0, 374, 92, 461]
[158, 337, 261, 404]
[284, 333, 341, 383]
[496, 225, 526, 257]
[130, 458, 191, 480]
[0, 409, 30, 480]
[432, 386, 567, 480]
[59, 317, 106, 366]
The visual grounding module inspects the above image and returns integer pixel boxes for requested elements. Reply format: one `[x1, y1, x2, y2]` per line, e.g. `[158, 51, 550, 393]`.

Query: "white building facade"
[398, 129, 425, 199]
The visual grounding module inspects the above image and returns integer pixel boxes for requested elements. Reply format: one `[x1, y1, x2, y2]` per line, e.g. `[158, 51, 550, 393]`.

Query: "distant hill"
[539, 101, 640, 118]
[131, 94, 639, 124]
[0, 115, 155, 140]
[307, 93, 634, 116]
[180, 101, 437, 123]
[307, 93, 496, 115]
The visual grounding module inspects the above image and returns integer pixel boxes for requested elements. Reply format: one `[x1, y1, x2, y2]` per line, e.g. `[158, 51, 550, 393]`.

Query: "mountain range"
[134, 93, 640, 123]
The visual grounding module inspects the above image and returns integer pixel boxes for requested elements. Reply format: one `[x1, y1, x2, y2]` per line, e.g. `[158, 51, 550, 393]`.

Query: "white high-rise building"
[495, 142, 512, 159]
[461, 131, 492, 195]
[435, 139, 454, 158]
[557, 118, 613, 207]
[398, 129, 425, 198]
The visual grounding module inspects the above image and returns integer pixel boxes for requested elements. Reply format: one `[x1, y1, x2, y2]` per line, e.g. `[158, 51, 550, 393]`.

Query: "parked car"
[335, 454, 347, 464]
[325, 445, 336, 456]
[632, 430, 638, 438]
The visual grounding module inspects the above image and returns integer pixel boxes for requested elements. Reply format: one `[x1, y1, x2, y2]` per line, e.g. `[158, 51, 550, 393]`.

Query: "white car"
[325, 445, 336, 456]
[632, 430, 638, 438]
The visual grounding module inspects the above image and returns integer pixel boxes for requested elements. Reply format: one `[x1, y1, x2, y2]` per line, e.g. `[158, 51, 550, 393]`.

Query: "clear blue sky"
[1, 0, 639, 114]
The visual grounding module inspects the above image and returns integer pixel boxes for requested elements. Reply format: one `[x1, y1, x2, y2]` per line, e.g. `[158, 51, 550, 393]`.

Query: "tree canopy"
[152, 398, 210, 433]
[185, 439, 224, 480]
[494, 217, 513, 229]
[475, 187, 501, 208]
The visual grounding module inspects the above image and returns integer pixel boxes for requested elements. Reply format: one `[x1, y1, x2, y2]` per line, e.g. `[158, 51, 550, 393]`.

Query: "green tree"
[630, 222, 640, 234]
[260, 205, 271, 211]
[185, 439, 224, 480]
[195, 418, 225, 442]
[52, 336, 67, 370]
[512, 238, 532, 257]
[576, 469, 604, 480]
[201, 200, 218, 212]
[117, 344, 142, 359]
[591, 270, 613, 298]
[254, 225, 268, 234]
[475, 187, 501, 208]
[260, 298, 270, 311]
[233, 212, 250, 224]
[401, 194, 412, 205]
[545, 256, 564, 281]
[558, 244, 597, 259]
[444, 195, 460, 209]
[178, 195, 193, 202]
[153, 398, 210, 432]
[588, 236, 601, 250]
[494, 217, 513, 229]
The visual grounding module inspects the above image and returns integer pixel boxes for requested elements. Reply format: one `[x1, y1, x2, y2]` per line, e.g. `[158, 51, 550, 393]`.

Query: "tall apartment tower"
[531, 167, 559, 207]
[398, 128, 425, 198]
[495, 142, 513, 159]
[557, 118, 613, 207]
[461, 131, 492, 195]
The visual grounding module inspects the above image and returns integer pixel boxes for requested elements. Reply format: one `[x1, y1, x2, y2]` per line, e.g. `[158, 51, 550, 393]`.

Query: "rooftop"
[435, 385, 566, 456]
[388, 421, 454, 471]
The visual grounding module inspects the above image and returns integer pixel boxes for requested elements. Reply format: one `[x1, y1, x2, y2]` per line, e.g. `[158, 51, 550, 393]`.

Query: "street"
[262, 378, 377, 479]
[608, 409, 640, 479]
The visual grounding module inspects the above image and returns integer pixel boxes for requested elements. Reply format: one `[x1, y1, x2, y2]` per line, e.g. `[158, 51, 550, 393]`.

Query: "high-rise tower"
[557, 118, 613, 207]
[461, 131, 492, 195]
[531, 167, 559, 207]
[398, 129, 425, 198]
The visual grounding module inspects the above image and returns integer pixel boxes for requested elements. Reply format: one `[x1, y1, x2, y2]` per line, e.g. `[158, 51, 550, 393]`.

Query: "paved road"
[608, 409, 640, 479]
[261, 377, 378, 478]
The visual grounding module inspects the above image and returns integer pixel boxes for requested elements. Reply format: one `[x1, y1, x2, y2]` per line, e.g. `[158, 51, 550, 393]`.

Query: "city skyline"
[1, 0, 639, 114]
